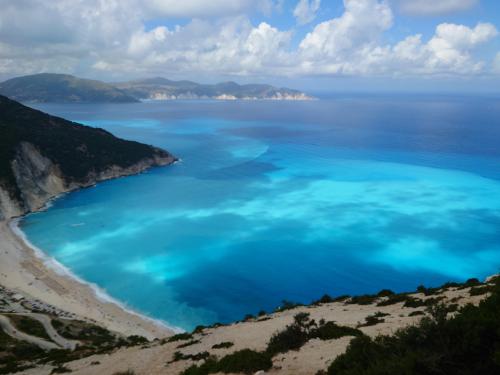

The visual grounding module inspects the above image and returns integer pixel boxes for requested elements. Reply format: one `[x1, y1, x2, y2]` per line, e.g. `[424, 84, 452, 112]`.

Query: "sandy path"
[0, 314, 59, 350]
[4, 312, 81, 349]
[0, 220, 173, 340]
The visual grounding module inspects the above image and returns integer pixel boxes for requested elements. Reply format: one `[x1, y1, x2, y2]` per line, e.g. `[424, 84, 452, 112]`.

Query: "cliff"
[0, 95, 175, 220]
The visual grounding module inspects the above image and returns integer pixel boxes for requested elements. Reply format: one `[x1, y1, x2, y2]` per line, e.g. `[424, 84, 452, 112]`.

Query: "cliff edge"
[0, 94, 175, 220]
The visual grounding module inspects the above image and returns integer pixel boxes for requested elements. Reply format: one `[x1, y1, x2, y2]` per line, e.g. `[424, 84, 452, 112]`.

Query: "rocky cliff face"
[0, 141, 174, 220]
[0, 94, 175, 220]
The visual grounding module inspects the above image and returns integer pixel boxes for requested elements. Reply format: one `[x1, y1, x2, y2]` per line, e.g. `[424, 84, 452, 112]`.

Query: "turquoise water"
[21, 96, 500, 330]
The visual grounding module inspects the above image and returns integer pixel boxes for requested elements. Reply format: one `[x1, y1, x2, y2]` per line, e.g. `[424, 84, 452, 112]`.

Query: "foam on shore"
[9, 218, 183, 334]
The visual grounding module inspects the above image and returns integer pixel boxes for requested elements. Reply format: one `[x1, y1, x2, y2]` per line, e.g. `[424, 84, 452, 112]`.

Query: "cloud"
[293, 0, 321, 25]
[143, 0, 278, 18]
[386, 23, 498, 75]
[0, 0, 498, 79]
[394, 0, 479, 16]
[299, 0, 393, 60]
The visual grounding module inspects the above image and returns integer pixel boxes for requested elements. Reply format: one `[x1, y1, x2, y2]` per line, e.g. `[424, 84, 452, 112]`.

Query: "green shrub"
[167, 332, 194, 342]
[181, 350, 272, 375]
[274, 300, 303, 313]
[212, 342, 234, 349]
[216, 350, 272, 374]
[346, 294, 378, 305]
[377, 294, 408, 306]
[324, 280, 500, 375]
[177, 340, 200, 349]
[377, 289, 395, 297]
[470, 286, 493, 296]
[266, 322, 309, 356]
[50, 366, 72, 374]
[310, 322, 362, 340]
[408, 311, 424, 317]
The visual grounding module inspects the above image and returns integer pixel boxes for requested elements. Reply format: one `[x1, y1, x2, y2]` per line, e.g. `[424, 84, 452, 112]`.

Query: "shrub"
[212, 342, 234, 349]
[377, 289, 395, 297]
[50, 366, 72, 374]
[181, 350, 272, 375]
[170, 351, 210, 363]
[403, 296, 444, 308]
[274, 300, 303, 313]
[310, 322, 362, 340]
[216, 350, 272, 374]
[167, 332, 193, 342]
[358, 312, 388, 327]
[177, 340, 200, 349]
[470, 286, 493, 296]
[324, 279, 500, 375]
[377, 294, 408, 306]
[346, 294, 378, 305]
[266, 322, 309, 356]
[408, 311, 424, 317]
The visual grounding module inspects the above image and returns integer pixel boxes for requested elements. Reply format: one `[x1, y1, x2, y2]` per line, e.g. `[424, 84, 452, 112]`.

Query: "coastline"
[0, 218, 175, 339]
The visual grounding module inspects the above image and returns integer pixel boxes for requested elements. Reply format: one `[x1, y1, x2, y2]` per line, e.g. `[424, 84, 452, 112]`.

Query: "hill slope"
[0, 95, 175, 220]
[115, 77, 313, 100]
[0, 74, 139, 103]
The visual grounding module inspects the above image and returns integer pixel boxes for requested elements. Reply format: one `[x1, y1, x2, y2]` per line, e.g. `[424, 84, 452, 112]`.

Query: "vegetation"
[0, 73, 138, 103]
[181, 350, 272, 375]
[267, 312, 361, 356]
[8, 314, 52, 341]
[323, 279, 500, 375]
[115, 77, 308, 100]
[0, 94, 171, 211]
[166, 332, 194, 342]
[212, 341, 234, 349]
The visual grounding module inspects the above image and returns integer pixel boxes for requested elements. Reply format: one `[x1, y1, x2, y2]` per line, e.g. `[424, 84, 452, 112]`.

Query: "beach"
[0, 220, 174, 340]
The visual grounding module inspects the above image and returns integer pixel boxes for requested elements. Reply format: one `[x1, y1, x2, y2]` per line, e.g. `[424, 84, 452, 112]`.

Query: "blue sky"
[1, 0, 500, 92]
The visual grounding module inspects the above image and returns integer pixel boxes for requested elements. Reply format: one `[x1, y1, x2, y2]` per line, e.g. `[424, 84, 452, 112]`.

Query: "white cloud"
[293, 0, 321, 25]
[144, 0, 278, 18]
[0, 0, 498, 79]
[298, 0, 393, 68]
[387, 22, 498, 75]
[395, 0, 479, 16]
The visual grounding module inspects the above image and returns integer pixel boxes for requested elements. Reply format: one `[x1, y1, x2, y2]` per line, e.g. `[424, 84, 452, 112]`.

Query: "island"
[0, 74, 314, 103]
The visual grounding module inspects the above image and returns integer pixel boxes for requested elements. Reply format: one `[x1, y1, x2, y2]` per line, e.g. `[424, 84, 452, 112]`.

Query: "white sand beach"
[0, 220, 173, 340]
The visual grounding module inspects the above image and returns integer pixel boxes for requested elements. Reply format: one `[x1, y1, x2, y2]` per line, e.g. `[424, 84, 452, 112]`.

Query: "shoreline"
[0, 217, 176, 340]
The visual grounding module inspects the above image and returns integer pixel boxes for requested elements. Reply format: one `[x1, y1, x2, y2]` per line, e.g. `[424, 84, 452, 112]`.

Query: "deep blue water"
[21, 95, 500, 330]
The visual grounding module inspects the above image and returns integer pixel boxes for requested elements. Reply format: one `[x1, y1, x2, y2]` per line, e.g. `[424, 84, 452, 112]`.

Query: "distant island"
[0, 73, 314, 103]
[0, 94, 175, 220]
[0, 74, 139, 103]
[115, 77, 314, 101]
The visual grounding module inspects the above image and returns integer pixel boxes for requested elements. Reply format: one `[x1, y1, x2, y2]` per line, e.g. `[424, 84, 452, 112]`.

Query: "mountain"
[0, 95, 175, 220]
[115, 77, 314, 100]
[0, 74, 313, 103]
[0, 73, 139, 103]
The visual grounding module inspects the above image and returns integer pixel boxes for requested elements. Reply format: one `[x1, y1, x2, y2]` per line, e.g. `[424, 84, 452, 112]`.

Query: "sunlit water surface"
[21, 96, 500, 330]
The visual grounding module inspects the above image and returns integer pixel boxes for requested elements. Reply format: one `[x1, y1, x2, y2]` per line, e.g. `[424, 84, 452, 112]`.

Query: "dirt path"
[0, 314, 59, 350]
[13, 313, 81, 350]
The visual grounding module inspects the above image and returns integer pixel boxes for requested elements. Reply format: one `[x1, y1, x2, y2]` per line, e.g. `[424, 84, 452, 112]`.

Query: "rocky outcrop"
[0, 94, 176, 221]
[0, 142, 175, 220]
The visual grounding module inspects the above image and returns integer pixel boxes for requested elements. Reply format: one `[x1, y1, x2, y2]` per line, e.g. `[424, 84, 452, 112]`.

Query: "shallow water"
[21, 95, 500, 330]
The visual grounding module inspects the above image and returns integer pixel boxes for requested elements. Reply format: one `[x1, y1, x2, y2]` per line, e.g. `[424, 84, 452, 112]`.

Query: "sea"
[19, 94, 500, 330]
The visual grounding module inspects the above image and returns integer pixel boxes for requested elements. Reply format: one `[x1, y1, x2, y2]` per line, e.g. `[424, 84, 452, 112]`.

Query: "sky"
[1, 0, 500, 92]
